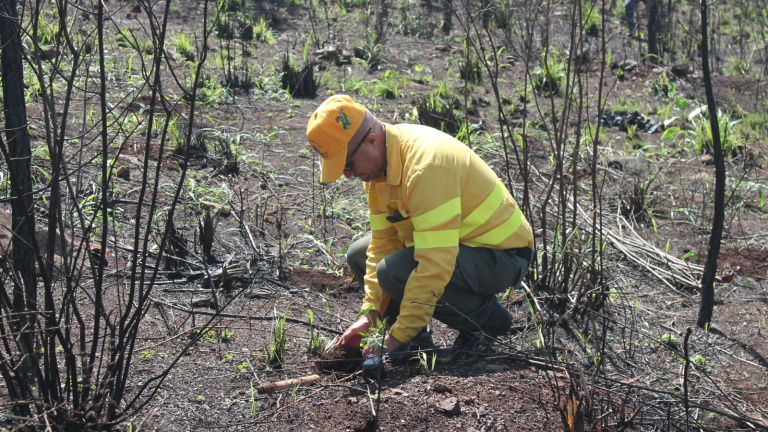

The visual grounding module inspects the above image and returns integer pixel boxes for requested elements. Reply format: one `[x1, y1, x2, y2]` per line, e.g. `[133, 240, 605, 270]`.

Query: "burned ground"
[1, 0, 767, 431]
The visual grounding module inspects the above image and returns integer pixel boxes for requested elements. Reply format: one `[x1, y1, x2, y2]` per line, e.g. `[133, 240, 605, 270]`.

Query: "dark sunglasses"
[344, 127, 372, 172]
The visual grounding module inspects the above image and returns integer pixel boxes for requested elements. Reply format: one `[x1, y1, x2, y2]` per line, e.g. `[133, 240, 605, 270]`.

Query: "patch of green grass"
[609, 97, 644, 114]
[459, 48, 483, 84]
[726, 56, 752, 77]
[533, 47, 566, 96]
[662, 105, 743, 156]
[737, 111, 768, 139]
[648, 72, 677, 99]
[174, 31, 196, 62]
[582, 2, 600, 37]
[306, 309, 325, 354]
[251, 15, 277, 44]
[373, 69, 406, 99]
[266, 307, 289, 367]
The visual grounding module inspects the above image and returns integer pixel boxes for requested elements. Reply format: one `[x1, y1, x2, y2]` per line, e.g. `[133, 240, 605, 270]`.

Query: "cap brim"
[320, 147, 347, 183]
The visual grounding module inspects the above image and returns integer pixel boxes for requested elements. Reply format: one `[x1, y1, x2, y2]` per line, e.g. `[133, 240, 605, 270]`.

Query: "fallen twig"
[256, 374, 320, 394]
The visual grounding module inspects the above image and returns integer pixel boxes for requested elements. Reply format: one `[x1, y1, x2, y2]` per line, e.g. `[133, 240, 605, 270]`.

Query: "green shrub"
[174, 32, 196, 62]
[373, 69, 406, 99]
[582, 2, 600, 37]
[661, 105, 743, 156]
[251, 15, 276, 44]
[533, 48, 566, 96]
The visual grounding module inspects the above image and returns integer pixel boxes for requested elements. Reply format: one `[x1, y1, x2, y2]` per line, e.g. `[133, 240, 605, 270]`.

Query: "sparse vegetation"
[0, 0, 766, 430]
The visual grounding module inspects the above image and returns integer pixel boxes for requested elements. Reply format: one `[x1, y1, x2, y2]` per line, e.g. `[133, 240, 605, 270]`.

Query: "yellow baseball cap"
[307, 95, 366, 183]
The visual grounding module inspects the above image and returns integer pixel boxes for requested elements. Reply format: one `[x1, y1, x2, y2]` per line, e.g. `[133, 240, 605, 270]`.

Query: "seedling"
[660, 333, 678, 348]
[418, 351, 436, 374]
[691, 354, 707, 366]
[306, 309, 326, 354]
[359, 314, 389, 354]
[661, 105, 743, 156]
[250, 381, 257, 418]
[251, 15, 276, 44]
[233, 361, 249, 378]
[220, 329, 235, 343]
[265, 307, 289, 367]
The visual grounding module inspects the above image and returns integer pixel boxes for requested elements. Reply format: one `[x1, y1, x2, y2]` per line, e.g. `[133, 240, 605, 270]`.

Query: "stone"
[699, 154, 715, 165]
[671, 64, 693, 79]
[432, 383, 452, 393]
[606, 156, 650, 176]
[116, 165, 130, 180]
[436, 396, 461, 415]
[617, 59, 637, 72]
[191, 296, 215, 308]
[315, 46, 340, 64]
[201, 201, 232, 217]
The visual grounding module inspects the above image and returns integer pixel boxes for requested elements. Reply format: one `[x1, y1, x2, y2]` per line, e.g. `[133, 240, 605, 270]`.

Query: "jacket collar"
[384, 123, 402, 186]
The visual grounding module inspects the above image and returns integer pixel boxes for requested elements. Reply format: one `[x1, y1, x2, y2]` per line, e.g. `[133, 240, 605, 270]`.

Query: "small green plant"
[140, 350, 155, 361]
[582, 2, 600, 37]
[533, 48, 566, 96]
[610, 97, 644, 114]
[413, 81, 461, 135]
[359, 314, 388, 353]
[281, 54, 317, 98]
[681, 249, 698, 262]
[660, 333, 678, 348]
[214, 13, 236, 39]
[251, 15, 277, 44]
[220, 328, 235, 343]
[459, 48, 483, 84]
[174, 31, 196, 62]
[661, 105, 743, 156]
[691, 354, 707, 366]
[197, 328, 219, 343]
[266, 307, 289, 367]
[412, 64, 432, 85]
[233, 361, 249, 378]
[620, 175, 657, 222]
[649, 72, 676, 99]
[418, 351, 437, 374]
[726, 56, 753, 77]
[306, 309, 325, 354]
[626, 123, 638, 142]
[373, 69, 406, 99]
[250, 381, 258, 418]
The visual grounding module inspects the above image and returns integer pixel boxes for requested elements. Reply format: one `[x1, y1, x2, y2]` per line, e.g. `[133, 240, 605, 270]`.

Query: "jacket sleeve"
[361, 197, 403, 317]
[389, 166, 462, 343]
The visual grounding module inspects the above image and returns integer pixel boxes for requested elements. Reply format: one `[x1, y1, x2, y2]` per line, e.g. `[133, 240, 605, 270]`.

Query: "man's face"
[342, 127, 383, 182]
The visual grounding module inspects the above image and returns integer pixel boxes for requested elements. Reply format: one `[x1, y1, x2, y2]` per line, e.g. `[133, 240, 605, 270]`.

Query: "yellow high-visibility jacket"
[362, 123, 534, 343]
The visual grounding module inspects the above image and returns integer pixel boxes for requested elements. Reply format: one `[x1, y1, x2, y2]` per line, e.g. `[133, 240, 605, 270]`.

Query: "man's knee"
[347, 236, 370, 285]
[375, 259, 397, 298]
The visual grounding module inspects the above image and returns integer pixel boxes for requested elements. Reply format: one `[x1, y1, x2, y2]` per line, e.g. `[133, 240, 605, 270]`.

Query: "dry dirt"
[2, 0, 768, 431]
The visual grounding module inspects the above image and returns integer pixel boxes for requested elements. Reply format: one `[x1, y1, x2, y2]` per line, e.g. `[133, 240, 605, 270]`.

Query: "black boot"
[483, 300, 512, 337]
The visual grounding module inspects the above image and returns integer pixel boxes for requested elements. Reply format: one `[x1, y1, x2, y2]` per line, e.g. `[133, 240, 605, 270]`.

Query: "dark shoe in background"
[451, 301, 512, 359]
[483, 300, 512, 337]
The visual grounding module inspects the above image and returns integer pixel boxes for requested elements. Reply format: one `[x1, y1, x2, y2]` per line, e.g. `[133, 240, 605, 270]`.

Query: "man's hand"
[337, 310, 381, 349]
[362, 333, 404, 357]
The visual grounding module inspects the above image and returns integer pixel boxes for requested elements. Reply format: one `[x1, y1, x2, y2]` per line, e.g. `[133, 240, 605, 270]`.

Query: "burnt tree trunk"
[647, 0, 661, 60]
[0, 0, 41, 415]
[697, 0, 724, 329]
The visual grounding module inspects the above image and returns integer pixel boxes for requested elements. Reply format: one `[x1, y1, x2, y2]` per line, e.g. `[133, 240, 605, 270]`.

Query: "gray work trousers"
[347, 235, 531, 334]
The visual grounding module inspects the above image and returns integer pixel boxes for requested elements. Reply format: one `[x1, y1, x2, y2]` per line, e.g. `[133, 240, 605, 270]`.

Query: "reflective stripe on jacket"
[361, 123, 534, 343]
